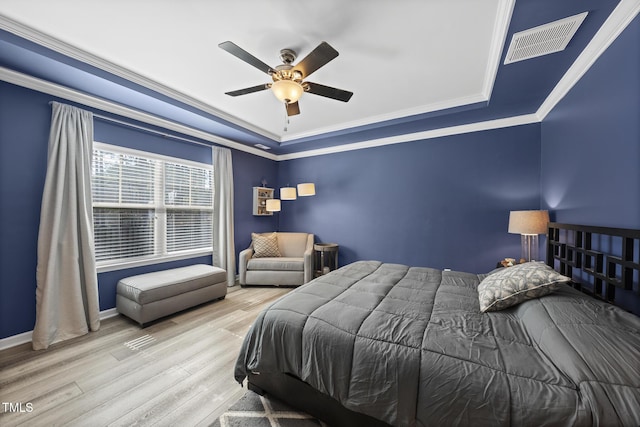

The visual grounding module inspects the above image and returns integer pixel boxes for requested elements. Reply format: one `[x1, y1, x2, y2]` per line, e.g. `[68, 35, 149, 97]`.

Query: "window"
[164, 161, 213, 252]
[92, 143, 213, 270]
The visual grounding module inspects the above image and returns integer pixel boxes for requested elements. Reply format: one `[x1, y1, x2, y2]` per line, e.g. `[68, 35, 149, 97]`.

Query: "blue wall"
[232, 149, 279, 255]
[541, 14, 640, 228]
[278, 124, 542, 273]
[0, 82, 50, 341]
[0, 81, 277, 339]
[539, 14, 640, 312]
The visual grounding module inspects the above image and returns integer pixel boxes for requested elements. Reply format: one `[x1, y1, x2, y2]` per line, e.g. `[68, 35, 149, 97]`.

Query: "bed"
[234, 223, 640, 426]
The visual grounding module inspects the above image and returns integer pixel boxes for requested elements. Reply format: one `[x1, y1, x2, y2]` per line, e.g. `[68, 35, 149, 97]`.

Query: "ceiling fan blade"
[219, 41, 275, 75]
[286, 101, 300, 116]
[293, 42, 339, 78]
[225, 84, 270, 97]
[305, 82, 353, 102]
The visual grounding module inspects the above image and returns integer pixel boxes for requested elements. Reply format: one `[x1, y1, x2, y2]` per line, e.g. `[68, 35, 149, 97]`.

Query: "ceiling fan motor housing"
[273, 65, 303, 83]
[279, 48, 297, 64]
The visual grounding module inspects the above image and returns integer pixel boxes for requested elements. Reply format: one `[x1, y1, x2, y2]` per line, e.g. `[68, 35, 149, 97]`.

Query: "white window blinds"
[164, 162, 213, 253]
[91, 144, 213, 266]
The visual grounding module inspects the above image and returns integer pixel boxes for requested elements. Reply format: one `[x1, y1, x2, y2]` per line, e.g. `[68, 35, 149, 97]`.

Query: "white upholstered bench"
[116, 264, 227, 326]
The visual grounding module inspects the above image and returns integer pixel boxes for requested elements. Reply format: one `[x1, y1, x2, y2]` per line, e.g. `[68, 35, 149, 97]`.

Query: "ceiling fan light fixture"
[271, 79, 304, 104]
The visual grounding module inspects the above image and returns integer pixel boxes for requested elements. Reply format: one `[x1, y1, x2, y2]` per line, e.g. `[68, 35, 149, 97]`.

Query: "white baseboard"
[0, 330, 33, 351]
[100, 308, 119, 320]
[0, 308, 122, 351]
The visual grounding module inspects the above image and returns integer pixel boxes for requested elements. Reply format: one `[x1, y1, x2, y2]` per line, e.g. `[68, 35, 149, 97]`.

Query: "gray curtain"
[32, 102, 100, 350]
[212, 146, 236, 286]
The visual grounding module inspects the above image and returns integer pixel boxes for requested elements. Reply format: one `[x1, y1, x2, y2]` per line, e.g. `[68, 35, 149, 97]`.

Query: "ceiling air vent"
[504, 11, 588, 64]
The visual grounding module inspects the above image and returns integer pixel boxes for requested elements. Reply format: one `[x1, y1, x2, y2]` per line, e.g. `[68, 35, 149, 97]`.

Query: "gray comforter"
[235, 261, 640, 426]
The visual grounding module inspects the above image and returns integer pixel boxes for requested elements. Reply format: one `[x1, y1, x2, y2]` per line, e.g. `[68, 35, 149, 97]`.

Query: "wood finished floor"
[0, 286, 291, 427]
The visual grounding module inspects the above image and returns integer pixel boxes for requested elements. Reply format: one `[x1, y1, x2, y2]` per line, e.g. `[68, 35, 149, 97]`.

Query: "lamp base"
[521, 234, 539, 262]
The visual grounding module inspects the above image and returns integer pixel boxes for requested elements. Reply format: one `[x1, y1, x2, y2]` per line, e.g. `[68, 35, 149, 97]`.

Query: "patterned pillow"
[251, 232, 281, 258]
[478, 262, 570, 312]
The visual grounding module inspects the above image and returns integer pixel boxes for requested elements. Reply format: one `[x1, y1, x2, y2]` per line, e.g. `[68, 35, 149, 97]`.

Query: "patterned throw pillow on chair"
[251, 232, 281, 258]
[478, 262, 571, 312]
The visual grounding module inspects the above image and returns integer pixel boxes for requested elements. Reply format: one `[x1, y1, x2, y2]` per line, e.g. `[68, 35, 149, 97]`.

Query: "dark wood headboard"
[546, 222, 640, 316]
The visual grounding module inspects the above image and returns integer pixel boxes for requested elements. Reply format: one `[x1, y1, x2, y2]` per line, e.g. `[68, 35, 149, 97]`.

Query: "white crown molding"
[0, 64, 540, 162]
[0, 66, 278, 160]
[537, 0, 640, 119]
[0, 14, 282, 142]
[277, 113, 541, 160]
[481, 0, 516, 100]
[1, 65, 539, 162]
[279, 93, 489, 143]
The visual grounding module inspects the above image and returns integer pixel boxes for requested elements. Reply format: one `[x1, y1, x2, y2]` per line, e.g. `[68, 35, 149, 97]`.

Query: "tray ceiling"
[0, 0, 635, 157]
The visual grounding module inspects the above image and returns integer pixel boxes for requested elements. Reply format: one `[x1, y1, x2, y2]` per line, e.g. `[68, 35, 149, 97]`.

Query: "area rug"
[211, 390, 327, 427]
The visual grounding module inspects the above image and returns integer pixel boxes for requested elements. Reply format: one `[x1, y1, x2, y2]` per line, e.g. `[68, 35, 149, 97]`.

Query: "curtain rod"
[48, 101, 214, 149]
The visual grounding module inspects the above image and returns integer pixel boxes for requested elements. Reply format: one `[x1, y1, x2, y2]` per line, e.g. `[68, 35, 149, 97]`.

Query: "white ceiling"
[0, 0, 512, 142]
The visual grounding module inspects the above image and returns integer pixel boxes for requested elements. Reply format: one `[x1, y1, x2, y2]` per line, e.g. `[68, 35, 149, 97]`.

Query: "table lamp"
[508, 210, 549, 262]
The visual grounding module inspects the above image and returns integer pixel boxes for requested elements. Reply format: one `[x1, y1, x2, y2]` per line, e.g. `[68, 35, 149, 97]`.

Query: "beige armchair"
[239, 232, 315, 286]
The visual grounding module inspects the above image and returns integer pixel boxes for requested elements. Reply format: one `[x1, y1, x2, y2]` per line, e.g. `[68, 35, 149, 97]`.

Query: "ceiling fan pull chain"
[283, 103, 290, 132]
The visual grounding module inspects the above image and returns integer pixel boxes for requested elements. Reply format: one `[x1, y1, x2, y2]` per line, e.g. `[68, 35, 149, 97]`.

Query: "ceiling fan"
[219, 41, 353, 116]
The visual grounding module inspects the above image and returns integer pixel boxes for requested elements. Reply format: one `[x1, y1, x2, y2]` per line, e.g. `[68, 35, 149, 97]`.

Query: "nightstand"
[314, 243, 339, 276]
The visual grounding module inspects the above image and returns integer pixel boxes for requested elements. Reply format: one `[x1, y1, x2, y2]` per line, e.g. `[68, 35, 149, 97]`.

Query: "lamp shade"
[508, 210, 550, 235]
[271, 80, 304, 103]
[297, 183, 315, 196]
[280, 187, 297, 200]
[266, 198, 281, 212]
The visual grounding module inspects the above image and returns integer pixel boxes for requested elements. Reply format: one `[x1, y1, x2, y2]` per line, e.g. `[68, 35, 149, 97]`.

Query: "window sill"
[96, 249, 213, 273]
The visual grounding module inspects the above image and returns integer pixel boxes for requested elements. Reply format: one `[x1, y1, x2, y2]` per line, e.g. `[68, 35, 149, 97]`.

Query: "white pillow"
[478, 262, 570, 312]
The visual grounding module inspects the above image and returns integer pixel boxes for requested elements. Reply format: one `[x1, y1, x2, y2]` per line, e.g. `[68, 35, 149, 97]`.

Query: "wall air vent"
[504, 11, 588, 64]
